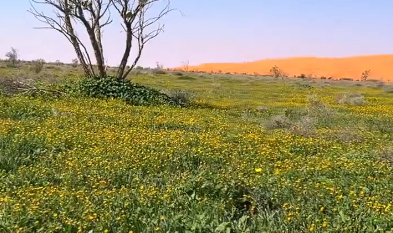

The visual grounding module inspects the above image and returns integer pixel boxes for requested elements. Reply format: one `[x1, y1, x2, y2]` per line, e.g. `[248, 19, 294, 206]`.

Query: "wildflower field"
[1, 69, 393, 232]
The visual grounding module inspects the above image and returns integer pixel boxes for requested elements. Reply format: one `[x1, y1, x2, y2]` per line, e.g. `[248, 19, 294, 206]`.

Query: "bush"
[69, 76, 178, 106]
[336, 93, 365, 106]
[31, 59, 45, 73]
[152, 69, 166, 75]
[263, 115, 292, 130]
[166, 90, 193, 107]
[71, 58, 79, 67]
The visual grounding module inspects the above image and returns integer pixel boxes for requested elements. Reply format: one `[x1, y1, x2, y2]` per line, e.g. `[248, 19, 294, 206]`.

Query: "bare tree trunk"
[116, 24, 132, 80]
[64, 0, 93, 78]
[76, 6, 107, 77]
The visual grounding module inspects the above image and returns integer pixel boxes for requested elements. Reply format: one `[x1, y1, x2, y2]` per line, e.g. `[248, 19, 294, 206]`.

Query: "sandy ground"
[178, 55, 393, 82]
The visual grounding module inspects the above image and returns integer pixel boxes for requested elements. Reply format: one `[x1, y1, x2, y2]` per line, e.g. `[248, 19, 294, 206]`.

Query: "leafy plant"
[69, 76, 175, 106]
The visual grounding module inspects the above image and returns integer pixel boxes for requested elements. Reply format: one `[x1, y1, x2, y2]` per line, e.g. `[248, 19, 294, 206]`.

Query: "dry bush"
[264, 95, 335, 137]
[31, 59, 45, 74]
[264, 114, 316, 137]
[152, 62, 166, 75]
[290, 116, 316, 137]
[264, 115, 292, 130]
[256, 106, 268, 113]
[306, 94, 336, 119]
[336, 93, 365, 106]
[377, 146, 393, 166]
[71, 58, 79, 68]
[326, 129, 364, 143]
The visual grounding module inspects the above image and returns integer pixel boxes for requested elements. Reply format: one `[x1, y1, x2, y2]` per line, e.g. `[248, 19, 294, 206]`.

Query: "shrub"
[71, 58, 79, 67]
[31, 59, 45, 73]
[263, 115, 292, 130]
[69, 76, 177, 106]
[336, 93, 365, 106]
[152, 62, 166, 75]
[377, 146, 393, 166]
[152, 69, 166, 75]
[166, 90, 193, 107]
[290, 116, 316, 137]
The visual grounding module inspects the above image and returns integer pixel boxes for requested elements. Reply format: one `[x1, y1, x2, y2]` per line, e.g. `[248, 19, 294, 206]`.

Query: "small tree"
[361, 70, 370, 81]
[181, 60, 189, 72]
[29, 0, 179, 80]
[5, 47, 19, 66]
[270, 65, 282, 79]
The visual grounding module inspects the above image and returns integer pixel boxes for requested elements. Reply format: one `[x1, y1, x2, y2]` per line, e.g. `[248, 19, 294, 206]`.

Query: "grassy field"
[1, 62, 393, 232]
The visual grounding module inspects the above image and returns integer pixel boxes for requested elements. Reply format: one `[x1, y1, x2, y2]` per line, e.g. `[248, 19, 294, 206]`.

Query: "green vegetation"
[0, 62, 393, 232]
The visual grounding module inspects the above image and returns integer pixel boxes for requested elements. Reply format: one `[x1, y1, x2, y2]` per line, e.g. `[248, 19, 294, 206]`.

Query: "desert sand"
[178, 55, 393, 82]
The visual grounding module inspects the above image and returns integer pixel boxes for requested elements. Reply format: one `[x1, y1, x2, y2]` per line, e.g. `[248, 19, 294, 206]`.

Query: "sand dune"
[177, 55, 393, 82]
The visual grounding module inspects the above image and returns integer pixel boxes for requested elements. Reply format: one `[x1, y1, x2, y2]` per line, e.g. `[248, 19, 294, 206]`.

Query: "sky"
[1, 0, 392, 68]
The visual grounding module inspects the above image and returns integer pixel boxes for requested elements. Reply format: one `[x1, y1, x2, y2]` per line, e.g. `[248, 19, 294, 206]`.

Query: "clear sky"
[1, 0, 392, 68]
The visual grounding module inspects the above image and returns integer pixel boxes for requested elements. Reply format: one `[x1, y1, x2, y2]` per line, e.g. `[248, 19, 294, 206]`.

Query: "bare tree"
[5, 47, 19, 66]
[29, 0, 178, 80]
[270, 65, 282, 79]
[361, 70, 370, 81]
[181, 60, 189, 72]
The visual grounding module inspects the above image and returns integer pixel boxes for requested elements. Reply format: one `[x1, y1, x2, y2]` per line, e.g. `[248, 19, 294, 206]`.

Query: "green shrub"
[69, 76, 176, 106]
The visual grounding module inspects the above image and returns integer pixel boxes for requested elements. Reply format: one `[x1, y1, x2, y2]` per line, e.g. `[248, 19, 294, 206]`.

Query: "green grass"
[0, 62, 393, 232]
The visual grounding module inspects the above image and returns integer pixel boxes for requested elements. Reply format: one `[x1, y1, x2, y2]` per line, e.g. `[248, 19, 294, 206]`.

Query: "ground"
[0, 61, 393, 232]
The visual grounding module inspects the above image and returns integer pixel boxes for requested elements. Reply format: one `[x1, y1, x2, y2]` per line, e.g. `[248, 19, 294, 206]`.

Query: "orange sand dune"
[179, 55, 393, 82]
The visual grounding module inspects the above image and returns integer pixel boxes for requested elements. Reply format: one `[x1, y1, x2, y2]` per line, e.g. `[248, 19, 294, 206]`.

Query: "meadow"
[1, 62, 393, 232]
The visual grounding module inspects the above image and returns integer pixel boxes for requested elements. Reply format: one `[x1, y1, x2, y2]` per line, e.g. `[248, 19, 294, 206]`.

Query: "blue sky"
[1, 0, 392, 67]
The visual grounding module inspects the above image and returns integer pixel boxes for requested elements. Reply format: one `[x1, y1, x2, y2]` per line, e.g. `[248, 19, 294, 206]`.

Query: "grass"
[0, 61, 393, 232]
